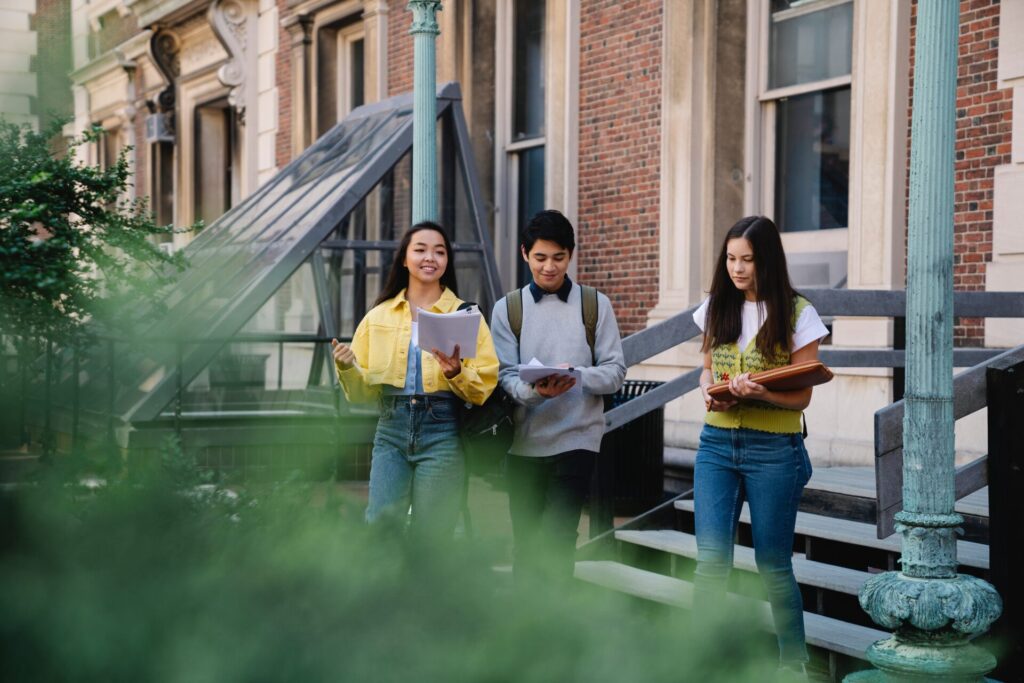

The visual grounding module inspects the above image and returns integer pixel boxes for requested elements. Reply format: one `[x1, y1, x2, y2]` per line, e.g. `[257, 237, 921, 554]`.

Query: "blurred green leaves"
[0, 119, 188, 344]
[0, 459, 775, 683]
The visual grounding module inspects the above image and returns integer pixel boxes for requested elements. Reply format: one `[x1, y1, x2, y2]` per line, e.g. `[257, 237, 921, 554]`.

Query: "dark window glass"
[769, 0, 852, 89]
[512, 0, 545, 140]
[516, 145, 545, 286]
[351, 38, 365, 110]
[774, 86, 850, 232]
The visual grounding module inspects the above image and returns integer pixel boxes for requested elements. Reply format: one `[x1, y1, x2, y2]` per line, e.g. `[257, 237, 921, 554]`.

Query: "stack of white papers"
[417, 307, 481, 358]
[517, 358, 582, 395]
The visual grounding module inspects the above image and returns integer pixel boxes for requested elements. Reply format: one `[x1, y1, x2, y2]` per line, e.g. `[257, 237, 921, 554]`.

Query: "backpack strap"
[580, 284, 599, 365]
[506, 288, 523, 343]
[507, 285, 599, 363]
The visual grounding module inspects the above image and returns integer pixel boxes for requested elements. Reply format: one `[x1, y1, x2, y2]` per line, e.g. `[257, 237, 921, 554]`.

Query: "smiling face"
[726, 237, 757, 300]
[522, 238, 572, 292]
[403, 228, 449, 286]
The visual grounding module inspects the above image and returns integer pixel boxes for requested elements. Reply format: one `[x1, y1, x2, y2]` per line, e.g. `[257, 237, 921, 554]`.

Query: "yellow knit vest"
[705, 296, 809, 434]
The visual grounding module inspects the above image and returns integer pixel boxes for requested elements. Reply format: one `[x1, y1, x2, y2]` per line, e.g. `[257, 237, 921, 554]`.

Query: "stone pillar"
[408, 0, 441, 225]
[848, 2, 1002, 680]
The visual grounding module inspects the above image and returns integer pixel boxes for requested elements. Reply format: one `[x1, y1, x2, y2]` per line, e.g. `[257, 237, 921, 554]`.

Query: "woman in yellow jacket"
[331, 221, 498, 535]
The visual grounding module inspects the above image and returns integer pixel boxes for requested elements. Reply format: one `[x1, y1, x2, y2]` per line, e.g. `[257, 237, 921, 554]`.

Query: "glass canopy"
[55, 83, 500, 431]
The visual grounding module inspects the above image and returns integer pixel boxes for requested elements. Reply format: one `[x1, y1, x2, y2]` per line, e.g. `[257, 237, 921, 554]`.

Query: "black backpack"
[458, 286, 600, 474]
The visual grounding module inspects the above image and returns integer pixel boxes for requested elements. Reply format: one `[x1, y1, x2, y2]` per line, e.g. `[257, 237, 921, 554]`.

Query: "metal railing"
[592, 289, 1024, 540]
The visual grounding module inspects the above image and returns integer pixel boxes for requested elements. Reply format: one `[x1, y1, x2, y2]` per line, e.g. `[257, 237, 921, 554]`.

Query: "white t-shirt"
[692, 297, 829, 353]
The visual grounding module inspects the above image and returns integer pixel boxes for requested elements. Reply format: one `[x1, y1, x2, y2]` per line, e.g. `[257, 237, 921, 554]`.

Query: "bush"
[0, 458, 774, 682]
[0, 119, 187, 344]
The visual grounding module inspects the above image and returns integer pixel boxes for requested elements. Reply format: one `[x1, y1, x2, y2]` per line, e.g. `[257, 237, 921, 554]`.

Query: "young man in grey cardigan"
[490, 210, 626, 585]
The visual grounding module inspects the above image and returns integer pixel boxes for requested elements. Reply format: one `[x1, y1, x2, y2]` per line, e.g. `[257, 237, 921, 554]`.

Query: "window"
[315, 18, 365, 139]
[760, 0, 852, 232]
[194, 98, 238, 227]
[498, 0, 546, 286]
[96, 125, 121, 171]
[150, 141, 174, 232]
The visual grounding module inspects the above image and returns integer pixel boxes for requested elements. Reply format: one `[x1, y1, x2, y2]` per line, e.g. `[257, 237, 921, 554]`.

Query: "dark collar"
[528, 275, 573, 303]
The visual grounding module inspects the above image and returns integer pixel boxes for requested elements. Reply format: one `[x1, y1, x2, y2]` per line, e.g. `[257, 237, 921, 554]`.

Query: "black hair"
[374, 221, 458, 307]
[520, 209, 576, 254]
[701, 216, 798, 360]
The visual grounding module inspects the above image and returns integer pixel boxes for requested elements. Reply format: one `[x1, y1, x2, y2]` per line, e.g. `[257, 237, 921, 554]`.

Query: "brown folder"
[707, 360, 834, 399]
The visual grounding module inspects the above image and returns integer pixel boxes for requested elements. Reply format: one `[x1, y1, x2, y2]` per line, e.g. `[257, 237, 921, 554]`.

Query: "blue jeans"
[693, 425, 812, 666]
[366, 395, 464, 536]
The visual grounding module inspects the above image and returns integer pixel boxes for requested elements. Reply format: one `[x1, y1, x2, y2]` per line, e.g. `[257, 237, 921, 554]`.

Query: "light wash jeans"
[693, 424, 812, 666]
[366, 395, 464, 537]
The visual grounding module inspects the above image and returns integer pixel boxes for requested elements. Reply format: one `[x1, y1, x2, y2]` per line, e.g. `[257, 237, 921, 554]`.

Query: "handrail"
[577, 487, 695, 560]
[604, 289, 1024, 435]
[873, 342, 1024, 538]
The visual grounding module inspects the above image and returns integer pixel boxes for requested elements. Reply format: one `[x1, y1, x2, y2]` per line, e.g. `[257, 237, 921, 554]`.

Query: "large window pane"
[769, 0, 852, 90]
[774, 86, 850, 232]
[516, 145, 545, 285]
[350, 38, 365, 110]
[513, 0, 545, 140]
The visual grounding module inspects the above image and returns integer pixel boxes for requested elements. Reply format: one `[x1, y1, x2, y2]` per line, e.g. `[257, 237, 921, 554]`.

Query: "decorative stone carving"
[209, 0, 255, 121]
[149, 28, 181, 112]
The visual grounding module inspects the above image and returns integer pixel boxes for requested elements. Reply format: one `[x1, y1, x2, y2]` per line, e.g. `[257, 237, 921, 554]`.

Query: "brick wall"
[387, 0, 413, 96]
[275, 0, 292, 168]
[907, 0, 1012, 346]
[577, 0, 662, 334]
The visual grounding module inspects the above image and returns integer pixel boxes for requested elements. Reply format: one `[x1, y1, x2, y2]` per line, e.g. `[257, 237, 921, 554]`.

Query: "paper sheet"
[517, 357, 583, 395]
[417, 308, 481, 358]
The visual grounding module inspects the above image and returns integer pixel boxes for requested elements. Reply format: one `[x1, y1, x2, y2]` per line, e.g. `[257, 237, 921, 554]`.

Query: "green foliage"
[0, 119, 187, 343]
[0, 461, 776, 682]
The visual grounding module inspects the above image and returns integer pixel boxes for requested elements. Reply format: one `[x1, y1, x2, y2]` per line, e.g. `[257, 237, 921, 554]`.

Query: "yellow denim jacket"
[335, 287, 499, 406]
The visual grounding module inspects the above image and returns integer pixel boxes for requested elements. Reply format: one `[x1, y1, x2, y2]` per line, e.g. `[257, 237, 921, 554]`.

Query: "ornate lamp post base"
[845, 516, 1002, 682]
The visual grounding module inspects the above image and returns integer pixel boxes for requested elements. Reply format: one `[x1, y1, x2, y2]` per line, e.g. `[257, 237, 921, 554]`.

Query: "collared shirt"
[528, 274, 573, 303]
[336, 287, 499, 406]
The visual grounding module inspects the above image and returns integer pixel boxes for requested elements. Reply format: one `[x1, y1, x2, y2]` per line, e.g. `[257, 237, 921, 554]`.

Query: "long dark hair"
[374, 221, 459, 307]
[701, 216, 797, 359]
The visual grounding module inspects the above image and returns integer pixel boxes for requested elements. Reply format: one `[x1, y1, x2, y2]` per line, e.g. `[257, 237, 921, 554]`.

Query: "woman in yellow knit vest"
[692, 216, 829, 678]
[331, 222, 498, 537]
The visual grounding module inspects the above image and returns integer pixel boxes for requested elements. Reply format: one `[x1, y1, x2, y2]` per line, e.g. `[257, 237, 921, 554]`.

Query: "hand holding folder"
[706, 360, 834, 400]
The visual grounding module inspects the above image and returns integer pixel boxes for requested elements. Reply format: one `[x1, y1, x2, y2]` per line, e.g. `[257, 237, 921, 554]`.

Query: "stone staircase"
[573, 465, 992, 681]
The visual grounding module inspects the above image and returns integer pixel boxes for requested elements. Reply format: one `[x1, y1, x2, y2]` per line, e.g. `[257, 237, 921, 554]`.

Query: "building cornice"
[70, 30, 153, 85]
[125, 0, 211, 29]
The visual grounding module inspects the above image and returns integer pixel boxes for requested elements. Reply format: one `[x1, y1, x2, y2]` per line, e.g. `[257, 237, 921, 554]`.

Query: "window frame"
[335, 22, 366, 120]
[494, 0, 548, 288]
[748, 0, 854, 232]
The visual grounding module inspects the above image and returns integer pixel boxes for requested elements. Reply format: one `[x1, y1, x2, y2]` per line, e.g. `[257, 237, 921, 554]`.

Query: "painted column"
[408, 0, 441, 224]
[848, 3, 1002, 680]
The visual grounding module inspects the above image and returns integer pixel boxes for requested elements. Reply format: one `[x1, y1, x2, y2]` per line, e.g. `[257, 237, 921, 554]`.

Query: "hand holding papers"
[518, 358, 582, 396]
[417, 307, 481, 359]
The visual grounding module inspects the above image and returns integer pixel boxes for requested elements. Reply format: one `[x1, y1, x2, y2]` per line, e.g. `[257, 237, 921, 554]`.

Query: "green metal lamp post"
[408, 0, 442, 225]
[848, 3, 1002, 680]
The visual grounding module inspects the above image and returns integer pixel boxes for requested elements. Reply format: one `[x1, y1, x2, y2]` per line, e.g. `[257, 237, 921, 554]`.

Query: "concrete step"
[674, 499, 989, 570]
[615, 528, 870, 596]
[574, 560, 885, 661]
